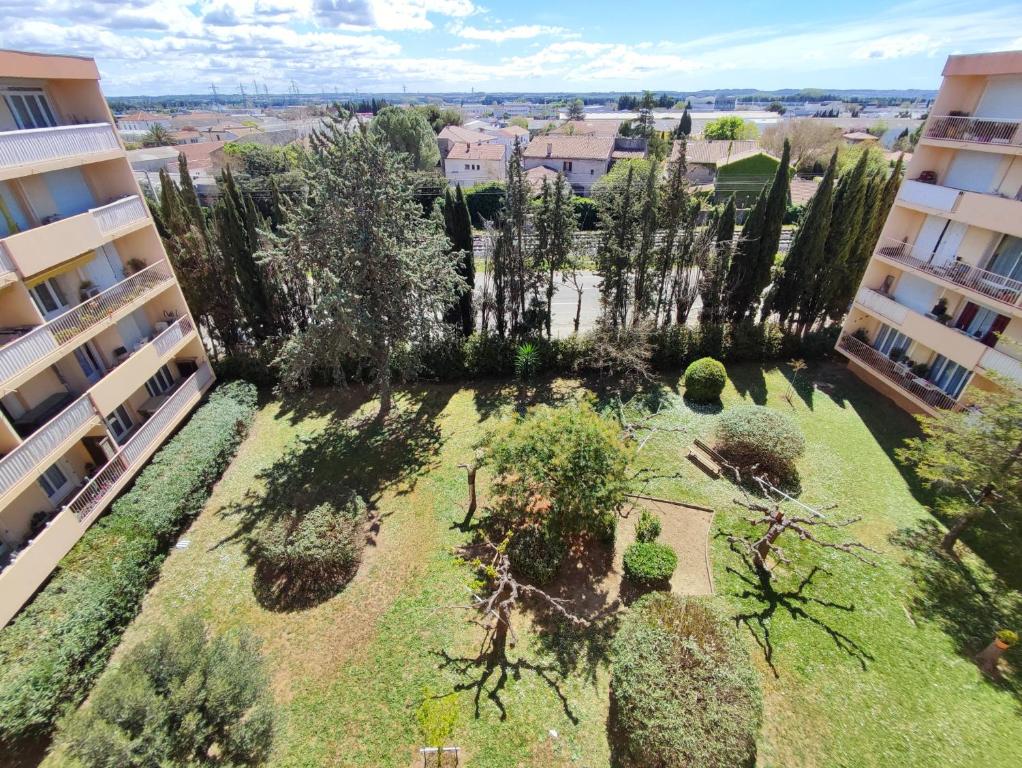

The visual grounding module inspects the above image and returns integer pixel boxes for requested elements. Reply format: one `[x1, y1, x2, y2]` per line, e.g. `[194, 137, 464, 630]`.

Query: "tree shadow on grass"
[729, 364, 771, 406]
[723, 540, 873, 677]
[218, 386, 454, 610]
[891, 520, 1021, 696]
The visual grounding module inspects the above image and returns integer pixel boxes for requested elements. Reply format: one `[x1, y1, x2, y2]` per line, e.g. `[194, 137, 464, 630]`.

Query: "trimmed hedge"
[683, 357, 727, 402]
[714, 404, 805, 480]
[623, 542, 677, 586]
[634, 509, 661, 543]
[611, 593, 761, 768]
[0, 381, 257, 744]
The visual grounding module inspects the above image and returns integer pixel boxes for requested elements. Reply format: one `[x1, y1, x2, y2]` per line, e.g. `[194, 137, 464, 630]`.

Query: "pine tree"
[596, 163, 642, 328]
[636, 91, 656, 138]
[762, 151, 837, 332]
[722, 187, 767, 323]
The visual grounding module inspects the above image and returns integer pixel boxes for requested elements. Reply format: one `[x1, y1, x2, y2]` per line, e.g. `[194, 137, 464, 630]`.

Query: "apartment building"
[837, 51, 1022, 414]
[0, 50, 213, 626]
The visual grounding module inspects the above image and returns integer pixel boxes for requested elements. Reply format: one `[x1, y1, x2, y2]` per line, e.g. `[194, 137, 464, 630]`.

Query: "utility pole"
[239, 82, 247, 110]
[210, 82, 220, 112]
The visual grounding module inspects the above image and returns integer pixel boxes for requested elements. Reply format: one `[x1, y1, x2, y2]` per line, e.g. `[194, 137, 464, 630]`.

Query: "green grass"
[43, 363, 1022, 767]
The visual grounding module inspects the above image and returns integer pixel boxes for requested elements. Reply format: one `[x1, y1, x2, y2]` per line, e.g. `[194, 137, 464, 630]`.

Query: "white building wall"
[445, 157, 506, 186]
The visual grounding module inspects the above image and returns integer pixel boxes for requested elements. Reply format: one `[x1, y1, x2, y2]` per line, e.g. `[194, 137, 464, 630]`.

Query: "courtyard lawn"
[44, 363, 1022, 768]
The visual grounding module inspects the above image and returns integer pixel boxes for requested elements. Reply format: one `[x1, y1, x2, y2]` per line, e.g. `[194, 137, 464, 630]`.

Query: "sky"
[3, 0, 1022, 96]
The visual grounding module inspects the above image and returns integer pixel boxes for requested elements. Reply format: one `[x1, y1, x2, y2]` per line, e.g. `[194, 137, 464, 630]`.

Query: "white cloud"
[448, 42, 478, 51]
[852, 33, 939, 61]
[448, 21, 568, 42]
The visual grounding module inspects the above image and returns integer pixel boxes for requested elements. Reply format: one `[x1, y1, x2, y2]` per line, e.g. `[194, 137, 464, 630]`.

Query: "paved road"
[476, 270, 702, 336]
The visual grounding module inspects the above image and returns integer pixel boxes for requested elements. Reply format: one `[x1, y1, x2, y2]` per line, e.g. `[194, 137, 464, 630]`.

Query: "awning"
[24, 250, 96, 288]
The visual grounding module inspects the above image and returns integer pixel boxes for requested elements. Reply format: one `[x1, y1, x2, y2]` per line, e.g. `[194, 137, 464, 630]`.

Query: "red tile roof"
[523, 136, 614, 161]
[670, 140, 760, 165]
[446, 142, 507, 161]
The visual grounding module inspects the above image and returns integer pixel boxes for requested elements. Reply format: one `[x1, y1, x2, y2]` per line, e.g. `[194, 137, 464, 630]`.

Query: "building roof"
[499, 125, 530, 137]
[525, 165, 560, 192]
[611, 149, 646, 160]
[843, 131, 878, 141]
[670, 140, 759, 166]
[118, 111, 167, 123]
[174, 140, 228, 171]
[446, 142, 507, 161]
[548, 120, 621, 137]
[789, 177, 821, 206]
[438, 125, 497, 144]
[523, 136, 615, 161]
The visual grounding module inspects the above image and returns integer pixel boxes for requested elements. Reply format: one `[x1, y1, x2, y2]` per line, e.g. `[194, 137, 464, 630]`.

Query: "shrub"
[485, 401, 632, 543]
[57, 615, 274, 767]
[634, 509, 661, 543]
[507, 523, 566, 584]
[514, 342, 540, 381]
[464, 181, 506, 225]
[623, 542, 677, 586]
[248, 492, 367, 608]
[611, 593, 761, 768]
[0, 381, 257, 744]
[573, 196, 599, 230]
[715, 404, 805, 480]
[683, 357, 728, 402]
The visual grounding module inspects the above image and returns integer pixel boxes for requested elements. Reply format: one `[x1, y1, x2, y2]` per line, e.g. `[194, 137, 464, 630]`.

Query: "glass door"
[29, 278, 71, 320]
[105, 405, 134, 445]
[2, 87, 57, 130]
[929, 355, 971, 398]
[874, 324, 911, 357]
[985, 236, 1022, 281]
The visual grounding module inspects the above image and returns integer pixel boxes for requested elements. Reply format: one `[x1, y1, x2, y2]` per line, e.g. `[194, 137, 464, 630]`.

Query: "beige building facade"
[837, 51, 1022, 415]
[0, 50, 213, 626]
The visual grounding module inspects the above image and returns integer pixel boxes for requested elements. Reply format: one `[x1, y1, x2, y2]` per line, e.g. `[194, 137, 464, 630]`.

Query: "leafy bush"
[485, 401, 632, 543]
[623, 542, 677, 586]
[573, 196, 599, 230]
[507, 523, 566, 584]
[416, 688, 458, 748]
[57, 615, 274, 767]
[634, 509, 661, 543]
[611, 593, 761, 768]
[514, 342, 540, 381]
[248, 492, 367, 608]
[715, 404, 805, 480]
[0, 381, 257, 744]
[464, 181, 506, 226]
[683, 357, 728, 402]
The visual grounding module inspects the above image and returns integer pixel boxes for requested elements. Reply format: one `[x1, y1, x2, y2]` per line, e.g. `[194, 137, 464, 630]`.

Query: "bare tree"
[760, 119, 842, 172]
[726, 467, 878, 576]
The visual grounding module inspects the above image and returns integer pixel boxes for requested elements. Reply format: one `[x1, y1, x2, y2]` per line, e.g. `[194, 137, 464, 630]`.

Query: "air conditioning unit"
[82, 286, 101, 299]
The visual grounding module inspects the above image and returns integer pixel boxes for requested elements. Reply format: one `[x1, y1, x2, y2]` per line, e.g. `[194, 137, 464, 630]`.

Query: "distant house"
[437, 124, 499, 159]
[524, 165, 561, 195]
[670, 140, 760, 185]
[490, 124, 531, 148]
[714, 151, 783, 203]
[172, 128, 203, 145]
[843, 131, 879, 145]
[444, 141, 509, 186]
[789, 177, 821, 206]
[116, 110, 172, 132]
[522, 136, 644, 194]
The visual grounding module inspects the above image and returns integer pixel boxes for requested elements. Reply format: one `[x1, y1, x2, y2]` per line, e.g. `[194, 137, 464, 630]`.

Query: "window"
[144, 365, 175, 397]
[562, 161, 573, 172]
[3, 88, 57, 130]
[929, 355, 971, 398]
[37, 462, 69, 500]
[29, 279, 69, 318]
[464, 163, 470, 170]
[954, 301, 1009, 344]
[873, 324, 911, 357]
[74, 343, 105, 382]
[986, 235, 1022, 282]
[105, 405, 133, 444]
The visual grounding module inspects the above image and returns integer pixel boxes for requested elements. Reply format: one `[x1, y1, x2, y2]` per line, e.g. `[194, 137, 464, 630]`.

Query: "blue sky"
[3, 0, 1021, 95]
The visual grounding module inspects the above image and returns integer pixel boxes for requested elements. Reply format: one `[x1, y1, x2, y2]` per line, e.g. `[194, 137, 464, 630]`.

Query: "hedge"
[0, 380, 258, 745]
[611, 593, 761, 767]
[623, 541, 677, 586]
[464, 181, 506, 226]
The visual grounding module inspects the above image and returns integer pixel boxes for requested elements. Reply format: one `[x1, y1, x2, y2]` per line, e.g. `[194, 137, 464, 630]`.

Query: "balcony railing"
[838, 333, 961, 412]
[924, 115, 1022, 147]
[978, 345, 1022, 386]
[875, 237, 1022, 308]
[856, 287, 909, 324]
[91, 195, 147, 235]
[0, 394, 97, 498]
[0, 123, 121, 172]
[0, 261, 174, 386]
[70, 363, 213, 523]
[152, 316, 193, 357]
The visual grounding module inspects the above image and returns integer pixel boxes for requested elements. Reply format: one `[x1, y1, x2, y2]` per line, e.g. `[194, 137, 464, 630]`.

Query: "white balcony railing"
[838, 334, 961, 411]
[0, 123, 121, 172]
[0, 394, 97, 498]
[91, 195, 147, 235]
[875, 237, 1022, 308]
[897, 179, 961, 212]
[856, 287, 909, 324]
[70, 363, 213, 522]
[978, 345, 1022, 386]
[0, 261, 174, 386]
[924, 115, 1022, 147]
[152, 316, 193, 357]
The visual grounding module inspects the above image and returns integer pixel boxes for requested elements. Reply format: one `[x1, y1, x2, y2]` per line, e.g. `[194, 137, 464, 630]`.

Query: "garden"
[13, 360, 1020, 768]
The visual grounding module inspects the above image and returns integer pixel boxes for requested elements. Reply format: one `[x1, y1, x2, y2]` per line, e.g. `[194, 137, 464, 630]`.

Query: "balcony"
[923, 115, 1022, 149]
[0, 247, 15, 288]
[0, 363, 214, 628]
[0, 123, 122, 181]
[874, 237, 1022, 309]
[0, 261, 175, 391]
[0, 394, 100, 503]
[978, 345, 1022, 387]
[896, 179, 961, 213]
[837, 333, 961, 412]
[0, 195, 149, 279]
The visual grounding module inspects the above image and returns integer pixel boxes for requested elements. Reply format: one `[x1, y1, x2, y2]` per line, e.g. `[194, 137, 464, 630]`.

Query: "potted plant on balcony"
[851, 328, 869, 344]
[122, 257, 147, 277]
[929, 297, 951, 325]
[910, 361, 930, 378]
[888, 346, 906, 363]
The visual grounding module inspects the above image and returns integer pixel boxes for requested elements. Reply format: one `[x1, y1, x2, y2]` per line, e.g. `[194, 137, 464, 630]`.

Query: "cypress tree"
[678, 107, 692, 137]
[821, 149, 871, 320]
[762, 151, 837, 331]
[632, 158, 659, 323]
[756, 139, 790, 299]
[442, 186, 475, 335]
[699, 197, 735, 326]
[723, 187, 767, 323]
[177, 153, 206, 237]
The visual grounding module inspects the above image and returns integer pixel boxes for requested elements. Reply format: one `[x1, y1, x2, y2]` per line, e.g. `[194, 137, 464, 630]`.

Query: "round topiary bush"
[623, 541, 678, 587]
[249, 491, 367, 609]
[611, 593, 762, 768]
[683, 357, 728, 402]
[508, 523, 566, 584]
[714, 404, 805, 480]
